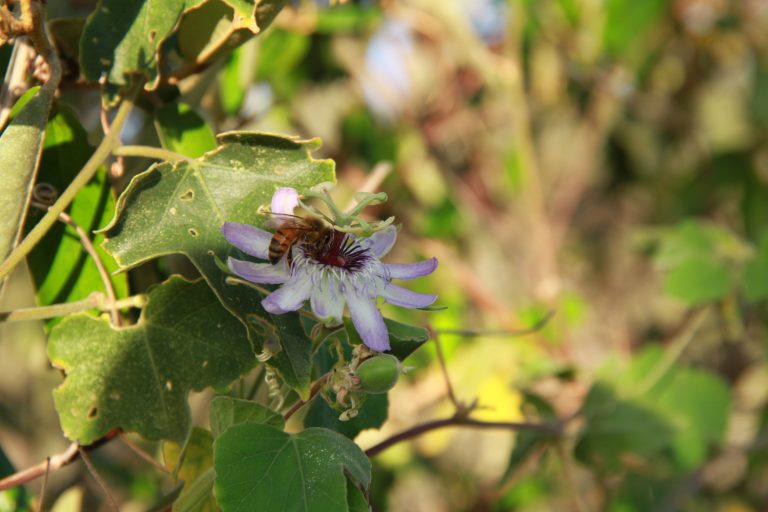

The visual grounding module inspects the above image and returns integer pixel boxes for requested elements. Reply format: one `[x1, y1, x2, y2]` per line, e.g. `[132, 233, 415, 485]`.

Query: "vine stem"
[112, 145, 190, 162]
[0, 80, 141, 282]
[283, 373, 330, 421]
[0, 294, 146, 322]
[364, 416, 561, 458]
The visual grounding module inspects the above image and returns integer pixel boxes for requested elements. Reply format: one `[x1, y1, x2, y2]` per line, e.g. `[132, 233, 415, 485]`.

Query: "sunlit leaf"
[80, 0, 203, 103]
[210, 395, 284, 437]
[163, 427, 217, 512]
[214, 423, 371, 512]
[0, 84, 54, 287]
[48, 276, 255, 444]
[102, 132, 335, 396]
[26, 104, 127, 326]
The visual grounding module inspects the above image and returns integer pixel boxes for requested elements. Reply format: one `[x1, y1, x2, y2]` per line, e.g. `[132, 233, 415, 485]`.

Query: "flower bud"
[355, 354, 401, 394]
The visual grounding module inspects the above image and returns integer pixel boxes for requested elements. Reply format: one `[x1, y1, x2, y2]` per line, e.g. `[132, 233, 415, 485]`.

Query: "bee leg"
[287, 248, 293, 269]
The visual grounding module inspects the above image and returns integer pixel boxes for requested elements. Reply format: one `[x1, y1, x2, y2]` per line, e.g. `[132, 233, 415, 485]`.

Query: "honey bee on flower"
[221, 187, 437, 352]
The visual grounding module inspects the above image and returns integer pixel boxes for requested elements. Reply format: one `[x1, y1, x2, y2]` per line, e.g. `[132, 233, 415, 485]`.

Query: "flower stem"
[0, 294, 146, 323]
[0, 81, 142, 282]
[112, 145, 190, 162]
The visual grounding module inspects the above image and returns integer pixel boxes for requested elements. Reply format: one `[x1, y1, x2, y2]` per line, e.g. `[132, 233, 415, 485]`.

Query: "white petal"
[228, 257, 290, 284]
[310, 277, 345, 326]
[380, 283, 437, 309]
[271, 187, 299, 215]
[262, 273, 312, 314]
[361, 226, 397, 258]
[385, 257, 438, 280]
[344, 286, 390, 351]
[221, 222, 271, 259]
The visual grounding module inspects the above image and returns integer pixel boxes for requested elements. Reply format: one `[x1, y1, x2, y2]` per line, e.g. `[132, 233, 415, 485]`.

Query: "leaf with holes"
[81, 0, 288, 104]
[80, 0, 203, 103]
[47, 276, 255, 444]
[101, 132, 335, 397]
[214, 423, 371, 512]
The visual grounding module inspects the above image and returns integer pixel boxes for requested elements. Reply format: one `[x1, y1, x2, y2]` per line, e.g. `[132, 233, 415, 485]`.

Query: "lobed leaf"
[214, 423, 371, 512]
[48, 276, 255, 444]
[80, 0, 204, 103]
[102, 132, 335, 397]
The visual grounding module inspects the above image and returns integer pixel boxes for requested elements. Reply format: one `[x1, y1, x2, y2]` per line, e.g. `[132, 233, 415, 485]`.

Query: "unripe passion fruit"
[355, 354, 401, 394]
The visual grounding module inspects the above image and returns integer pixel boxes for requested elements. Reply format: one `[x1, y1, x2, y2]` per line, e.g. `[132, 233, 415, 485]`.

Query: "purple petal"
[309, 279, 345, 326]
[262, 273, 312, 314]
[385, 257, 438, 280]
[222, 222, 270, 259]
[228, 257, 290, 285]
[362, 226, 397, 258]
[344, 287, 390, 351]
[271, 187, 299, 215]
[380, 283, 437, 309]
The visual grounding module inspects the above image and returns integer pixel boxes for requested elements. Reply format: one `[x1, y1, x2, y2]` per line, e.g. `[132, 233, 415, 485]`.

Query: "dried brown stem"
[0, 442, 79, 491]
[365, 416, 561, 458]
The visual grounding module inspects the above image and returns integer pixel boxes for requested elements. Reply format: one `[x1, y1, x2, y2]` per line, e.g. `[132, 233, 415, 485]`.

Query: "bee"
[267, 214, 345, 266]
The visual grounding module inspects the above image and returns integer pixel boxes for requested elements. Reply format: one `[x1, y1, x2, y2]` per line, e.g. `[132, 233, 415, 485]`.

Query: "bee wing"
[261, 212, 311, 230]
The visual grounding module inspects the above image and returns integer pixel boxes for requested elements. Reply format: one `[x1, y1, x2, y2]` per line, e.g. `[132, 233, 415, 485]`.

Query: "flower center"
[304, 230, 371, 272]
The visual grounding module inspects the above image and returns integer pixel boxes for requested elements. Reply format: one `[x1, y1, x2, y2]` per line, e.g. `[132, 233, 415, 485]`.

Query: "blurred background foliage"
[3, 0, 768, 510]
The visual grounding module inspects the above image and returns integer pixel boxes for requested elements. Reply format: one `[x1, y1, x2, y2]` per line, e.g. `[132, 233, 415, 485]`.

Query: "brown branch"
[283, 374, 329, 421]
[364, 416, 562, 458]
[0, 442, 79, 491]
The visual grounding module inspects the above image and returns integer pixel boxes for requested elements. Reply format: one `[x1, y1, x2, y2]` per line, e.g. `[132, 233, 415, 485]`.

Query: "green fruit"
[356, 354, 401, 394]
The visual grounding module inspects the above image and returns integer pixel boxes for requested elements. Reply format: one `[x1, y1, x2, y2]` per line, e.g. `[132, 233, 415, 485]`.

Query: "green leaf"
[651, 368, 731, 470]
[0, 84, 54, 285]
[743, 234, 768, 301]
[214, 423, 371, 512]
[48, 276, 255, 444]
[174, 0, 287, 78]
[154, 102, 216, 158]
[574, 383, 675, 473]
[346, 480, 369, 512]
[80, 0, 203, 103]
[102, 132, 335, 397]
[162, 427, 217, 512]
[345, 317, 429, 361]
[602, 0, 666, 59]
[209, 396, 284, 438]
[25, 104, 127, 324]
[655, 221, 741, 304]
[305, 393, 388, 440]
[663, 255, 732, 305]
